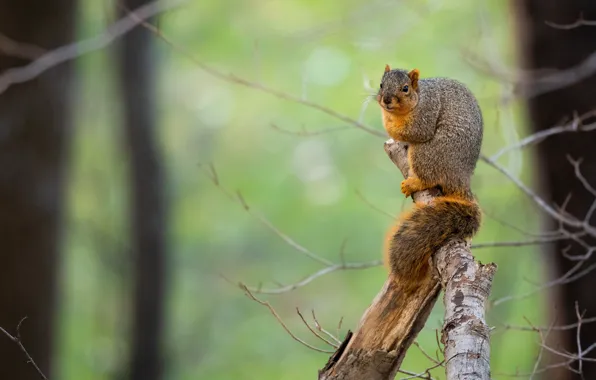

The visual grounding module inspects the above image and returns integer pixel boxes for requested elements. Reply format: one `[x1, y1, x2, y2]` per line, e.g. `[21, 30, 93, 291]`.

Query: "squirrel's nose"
[383, 96, 392, 105]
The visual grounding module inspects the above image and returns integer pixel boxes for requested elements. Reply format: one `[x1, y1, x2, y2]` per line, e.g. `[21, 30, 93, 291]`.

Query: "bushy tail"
[388, 195, 481, 278]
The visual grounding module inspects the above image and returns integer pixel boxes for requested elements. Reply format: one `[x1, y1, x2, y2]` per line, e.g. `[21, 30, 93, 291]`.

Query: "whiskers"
[359, 71, 380, 122]
[359, 93, 378, 123]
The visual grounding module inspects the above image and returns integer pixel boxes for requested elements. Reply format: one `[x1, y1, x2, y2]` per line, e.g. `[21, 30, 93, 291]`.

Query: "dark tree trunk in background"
[0, 1, 75, 379]
[115, 1, 167, 379]
[513, 1, 596, 379]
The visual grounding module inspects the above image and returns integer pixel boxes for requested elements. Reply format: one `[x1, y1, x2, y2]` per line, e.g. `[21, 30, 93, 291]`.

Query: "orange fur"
[382, 208, 415, 269]
[381, 107, 411, 140]
[384, 196, 481, 275]
[382, 223, 400, 269]
[401, 176, 427, 197]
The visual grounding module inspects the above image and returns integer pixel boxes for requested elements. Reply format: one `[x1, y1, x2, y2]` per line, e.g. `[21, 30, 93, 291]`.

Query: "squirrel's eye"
[380, 83, 383, 89]
[402, 85, 409, 92]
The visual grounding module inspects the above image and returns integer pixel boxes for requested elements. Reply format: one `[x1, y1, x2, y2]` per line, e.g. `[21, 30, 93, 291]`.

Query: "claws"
[401, 177, 426, 197]
[401, 179, 415, 197]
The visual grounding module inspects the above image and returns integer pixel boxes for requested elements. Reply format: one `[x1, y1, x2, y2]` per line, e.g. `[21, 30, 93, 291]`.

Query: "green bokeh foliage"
[55, 0, 546, 379]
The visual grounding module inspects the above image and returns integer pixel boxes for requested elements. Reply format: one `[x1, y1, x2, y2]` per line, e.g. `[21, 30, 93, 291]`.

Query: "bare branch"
[546, 13, 596, 29]
[525, 317, 555, 380]
[200, 163, 333, 266]
[0, 33, 45, 60]
[399, 367, 438, 380]
[480, 155, 596, 237]
[0, 0, 188, 95]
[311, 310, 342, 346]
[296, 308, 338, 348]
[413, 341, 444, 367]
[0, 318, 48, 380]
[241, 284, 333, 354]
[270, 123, 351, 137]
[575, 303, 585, 376]
[567, 155, 596, 197]
[355, 190, 397, 220]
[204, 163, 389, 294]
[337, 316, 344, 340]
[491, 254, 596, 307]
[499, 315, 596, 332]
[131, 15, 385, 138]
[492, 314, 592, 378]
[243, 260, 381, 295]
[246, 206, 334, 266]
[490, 110, 596, 161]
[464, 47, 596, 100]
[481, 208, 561, 238]
[471, 235, 567, 249]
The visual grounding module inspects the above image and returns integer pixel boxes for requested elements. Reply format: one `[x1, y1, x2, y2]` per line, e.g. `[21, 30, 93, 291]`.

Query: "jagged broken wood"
[318, 139, 496, 380]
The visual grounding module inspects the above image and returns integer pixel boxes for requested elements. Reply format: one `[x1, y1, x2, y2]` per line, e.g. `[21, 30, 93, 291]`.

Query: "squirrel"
[378, 65, 483, 280]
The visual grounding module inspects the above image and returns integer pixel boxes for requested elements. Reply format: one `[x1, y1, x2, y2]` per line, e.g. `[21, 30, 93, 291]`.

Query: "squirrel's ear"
[384, 64, 391, 73]
[408, 69, 420, 90]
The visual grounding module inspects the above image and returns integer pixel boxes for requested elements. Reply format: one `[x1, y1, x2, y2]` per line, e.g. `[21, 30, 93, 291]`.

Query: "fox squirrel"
[378, 65, 483, 280]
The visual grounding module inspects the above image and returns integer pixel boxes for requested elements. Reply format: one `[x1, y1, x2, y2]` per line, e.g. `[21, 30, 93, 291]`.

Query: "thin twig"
[575, 302, 585, 377]
[296, 308, 338, 348]
[471, 235, 567, 249]
[355, 190, 397, 219]
[311, 310, 342, 345]
[490, 110, 596, 161]
[490, 226, 595, 307]
[206, 163, 384, 294]
[243, 260, 381, 294]
[336, 316, 344, 340]
[482, 208, 564, 238]
[500, 315, 596, 332]
[241, 284, 333, 353]
[481, 155, 596, 237]
[567, 155, 596, 197]
[492, 258, 587, 307]
[201, 163, 333, 266]
[400, 360, 444, 380]
[270, 123, 351, 137]
[0, 0, 188, 95]
[0, 33, 46, 60]
[493, 313, 587, 378]
[413, 341, 444, 366]
[464, 46, 596, 100]
[247, 206, 334, 266]
[131, 15, 385, 138]
[546, 13, 596, 30]
[398, 369, 436, 380]
[0, 317, 48, 380]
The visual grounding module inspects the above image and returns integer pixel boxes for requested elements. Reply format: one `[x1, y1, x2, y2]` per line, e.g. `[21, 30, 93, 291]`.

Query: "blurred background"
[1, 0, 596, 379]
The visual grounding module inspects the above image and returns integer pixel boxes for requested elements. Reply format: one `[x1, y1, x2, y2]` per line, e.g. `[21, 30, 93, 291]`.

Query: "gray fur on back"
[411, 77, 483, 193]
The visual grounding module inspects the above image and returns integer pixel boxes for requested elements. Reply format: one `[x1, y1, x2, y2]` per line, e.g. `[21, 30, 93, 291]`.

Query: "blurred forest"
[1, 0, 596, 379]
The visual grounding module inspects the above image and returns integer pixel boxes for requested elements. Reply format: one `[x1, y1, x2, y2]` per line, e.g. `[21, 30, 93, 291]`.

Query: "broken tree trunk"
[318, 140, 496, 380]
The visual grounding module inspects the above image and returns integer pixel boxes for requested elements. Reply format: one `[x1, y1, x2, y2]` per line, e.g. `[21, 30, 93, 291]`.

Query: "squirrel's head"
[377, 65, 419, 114]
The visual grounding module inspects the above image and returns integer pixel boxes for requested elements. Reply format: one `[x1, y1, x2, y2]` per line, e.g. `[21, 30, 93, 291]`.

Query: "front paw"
[401, 179, 414, 197]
